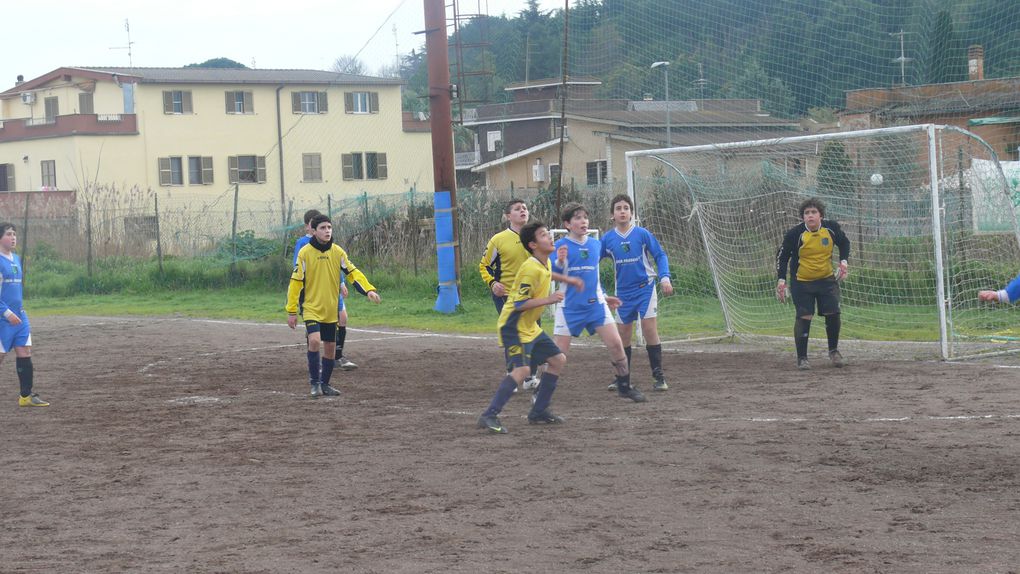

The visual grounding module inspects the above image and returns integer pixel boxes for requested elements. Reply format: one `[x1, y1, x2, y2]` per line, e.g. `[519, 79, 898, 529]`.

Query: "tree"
[332, 55, 367, 75]
[728, 58, 795, 118]
[926, 11, 966, 84]
[816, 141, 855, 217]
[185, 58, 247, 69]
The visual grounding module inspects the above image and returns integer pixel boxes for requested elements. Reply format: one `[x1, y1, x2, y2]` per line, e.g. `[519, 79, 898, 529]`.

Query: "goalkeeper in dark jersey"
[775, 198, 850, 370]
[287, 215, 380, 398]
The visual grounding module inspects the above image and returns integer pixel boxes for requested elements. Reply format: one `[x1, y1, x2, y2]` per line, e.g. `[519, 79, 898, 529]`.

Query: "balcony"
[455, 150, 481, 170]
[0, 113, 138, 143]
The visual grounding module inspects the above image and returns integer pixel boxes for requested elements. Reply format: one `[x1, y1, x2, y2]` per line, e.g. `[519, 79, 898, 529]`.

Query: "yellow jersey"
[497, 256, 551, 345]
[286, 241, 374, 323]
[776, 220, 850, 283]
[479, 228, 529, 289]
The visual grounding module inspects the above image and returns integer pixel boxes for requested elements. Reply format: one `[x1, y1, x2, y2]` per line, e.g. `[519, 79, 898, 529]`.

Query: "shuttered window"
[291, 91, 328, 114]
[224, 91, 254, 114]
[302, 154, 323, 182]
[228, 155, 267, 184]
[342, 152, 387, 180]
[344, 91, 379, 114]
[158, 157, 184, 186]
[188, 156, 214, 185]
[163, 90, 193, 114]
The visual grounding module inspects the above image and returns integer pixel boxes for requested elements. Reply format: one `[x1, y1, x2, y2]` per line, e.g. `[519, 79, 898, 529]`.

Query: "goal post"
[625, 124, 1020, 360]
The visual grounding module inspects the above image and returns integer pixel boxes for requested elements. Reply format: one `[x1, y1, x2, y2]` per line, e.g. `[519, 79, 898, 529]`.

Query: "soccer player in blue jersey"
[979, 272, 1020, 305]
[775, 197, 850, 370]
[294, 209, 357, 371]
[600, 194, 674, 392]
[0, 223, 48, 407]
[477, 221, 583, 434]
[553, 203, 646, 402]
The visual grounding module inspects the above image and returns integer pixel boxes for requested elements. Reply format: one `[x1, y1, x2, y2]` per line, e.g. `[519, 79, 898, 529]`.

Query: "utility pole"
[890, 29, 914, 86]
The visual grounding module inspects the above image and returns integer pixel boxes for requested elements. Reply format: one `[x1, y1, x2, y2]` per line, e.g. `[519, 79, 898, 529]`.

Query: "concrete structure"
[840, 48, 1020, 162]
[0, 67, 434, 211]
[461, 77, 802, 191]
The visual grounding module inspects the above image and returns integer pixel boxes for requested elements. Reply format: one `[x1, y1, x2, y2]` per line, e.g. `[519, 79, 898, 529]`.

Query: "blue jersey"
[0, 251, 25, 318]
[600, 225, 671, 294]
[553, 235, 607, 310]
[997, 270, 1020, 303]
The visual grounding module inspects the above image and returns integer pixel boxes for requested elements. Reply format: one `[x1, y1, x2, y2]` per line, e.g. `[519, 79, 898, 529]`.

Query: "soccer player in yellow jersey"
[480, 199, 531, 311]
[287, 215, 380, 398]
[775, 198, 850, 370]
[479, 198, 541, 389]
[477, 221, 583, 434]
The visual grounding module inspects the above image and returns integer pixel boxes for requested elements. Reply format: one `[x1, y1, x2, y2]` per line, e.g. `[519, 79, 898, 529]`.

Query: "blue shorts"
[553, 301, 615, 337]
[502, 331, 561, 371]
[0, 312, 32, 352]
[616, 283, 659, 324]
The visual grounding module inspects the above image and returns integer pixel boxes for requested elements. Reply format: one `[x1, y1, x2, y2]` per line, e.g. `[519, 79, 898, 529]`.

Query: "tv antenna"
[890, 29, 913, 86]
[109, 19, 135, 67]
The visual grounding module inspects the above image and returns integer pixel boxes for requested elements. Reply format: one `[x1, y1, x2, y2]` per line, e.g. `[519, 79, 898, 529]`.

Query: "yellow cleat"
[19, 393, 49, 407]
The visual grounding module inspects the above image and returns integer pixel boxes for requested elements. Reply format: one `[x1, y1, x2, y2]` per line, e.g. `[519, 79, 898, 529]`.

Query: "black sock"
[16, 357, 32, 397]
[321, 358, 336, 386]
[794, 317, 811, 359]
[624, 346, 632, 370]
[334, 327, 347, 360]
[825, 314, 841, 352]
[647, 344, 663, 378]
[483, 375, 518, 417]
[531, 372, 560, 413]
[307, 351, 320, 384]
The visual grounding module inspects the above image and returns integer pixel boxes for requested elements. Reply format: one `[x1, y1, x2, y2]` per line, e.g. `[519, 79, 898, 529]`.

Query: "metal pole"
[555, 0, 570, 216]
[664, 66, 671, 147]
[927, 125, 949, 359]
[154, 193, 164, 275]
[231, 183, 239, 278]
[21, 193, 29, 278]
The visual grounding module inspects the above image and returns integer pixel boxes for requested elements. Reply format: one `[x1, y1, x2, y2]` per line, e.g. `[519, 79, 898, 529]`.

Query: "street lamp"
[651, 61, 671, 147]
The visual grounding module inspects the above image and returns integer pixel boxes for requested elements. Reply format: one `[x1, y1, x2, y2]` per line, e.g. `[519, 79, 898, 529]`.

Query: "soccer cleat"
[338, 356, 358, 370]
[527, 409, 565, 424]
[607, 380, 618, 391]
[310, 383, 323, 398]
[829, 350, 845, 368]
[522, 375, 540, 391]
[320, 384, 341, 396]
[477, 414, 508, 434]
[618, 386, 647, 403]
[18, 393, 49, 407]
[797, 357, 811, 370]
[653, 378, 669, 391]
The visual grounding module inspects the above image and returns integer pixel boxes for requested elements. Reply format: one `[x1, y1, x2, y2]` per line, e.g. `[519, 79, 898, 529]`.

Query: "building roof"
[2, 66, 401, 95]
[842, 76, 1020, 118]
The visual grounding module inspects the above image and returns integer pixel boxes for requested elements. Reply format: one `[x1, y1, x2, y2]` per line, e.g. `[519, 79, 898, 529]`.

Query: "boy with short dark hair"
[477, 221, 583, 434]
[600, 194, 674, 391]
[775, 197, 850, 369]
[0, 222, 47, 407]
[553, 202, 646, 402]
[287, 215, 380, 398]
[294, 209, 357, 370]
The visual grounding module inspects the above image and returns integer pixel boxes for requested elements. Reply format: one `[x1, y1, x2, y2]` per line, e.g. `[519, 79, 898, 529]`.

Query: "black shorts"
[503, 331, 561, 372]
[790, 276, 841, 317]
[304, 321, 338, 343]
[491, 293, 508, 314]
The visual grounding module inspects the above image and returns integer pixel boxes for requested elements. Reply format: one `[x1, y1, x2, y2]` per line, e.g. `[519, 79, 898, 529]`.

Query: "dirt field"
[3, 315, 1019, 573]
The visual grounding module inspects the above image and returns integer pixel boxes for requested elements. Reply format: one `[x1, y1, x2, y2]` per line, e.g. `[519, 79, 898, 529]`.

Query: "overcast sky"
[3, 0, 565, 89]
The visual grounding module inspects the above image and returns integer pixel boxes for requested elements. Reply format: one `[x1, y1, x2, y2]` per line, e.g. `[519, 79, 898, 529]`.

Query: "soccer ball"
[870, 173, 884, 186]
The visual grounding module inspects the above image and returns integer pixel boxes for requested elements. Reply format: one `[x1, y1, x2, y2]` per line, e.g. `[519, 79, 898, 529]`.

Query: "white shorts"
[553, 301, 616, 337]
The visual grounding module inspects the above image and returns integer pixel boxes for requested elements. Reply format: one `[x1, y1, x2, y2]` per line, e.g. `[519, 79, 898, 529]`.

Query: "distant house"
[0, 67, 433, 206]
[840, 46, 1020, 162]
[461, 77, 802, 191]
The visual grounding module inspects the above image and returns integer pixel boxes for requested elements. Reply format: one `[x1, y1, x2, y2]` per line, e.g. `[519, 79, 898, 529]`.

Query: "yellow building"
[0, 67, 434, 211]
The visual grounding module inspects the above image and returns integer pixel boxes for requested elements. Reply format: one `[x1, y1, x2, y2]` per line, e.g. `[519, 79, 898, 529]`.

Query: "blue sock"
[307, 351, 320, 384]
[483, 375, 518, 417]
[321, 358, 336, 386]
[531, 372, 559, 413]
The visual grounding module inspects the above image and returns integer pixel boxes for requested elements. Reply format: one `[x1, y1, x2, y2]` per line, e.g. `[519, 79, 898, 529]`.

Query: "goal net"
[626, 124, 1020, 360]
